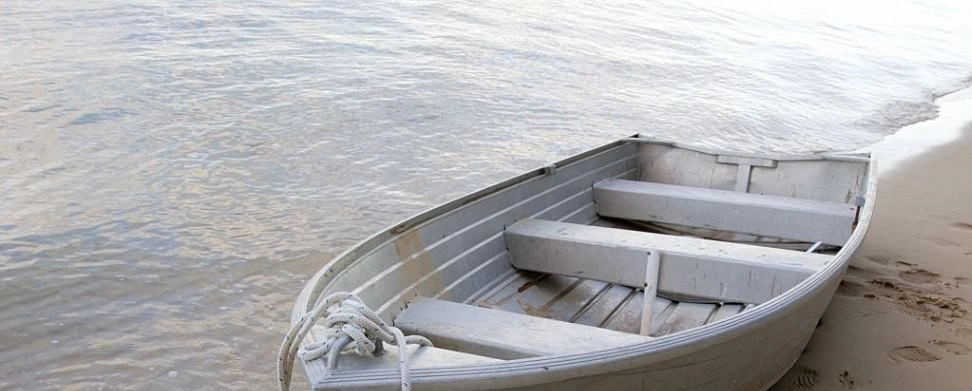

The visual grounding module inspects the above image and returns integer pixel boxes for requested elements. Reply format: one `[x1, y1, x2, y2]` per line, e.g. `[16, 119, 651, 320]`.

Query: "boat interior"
[301, 138, 871, 383]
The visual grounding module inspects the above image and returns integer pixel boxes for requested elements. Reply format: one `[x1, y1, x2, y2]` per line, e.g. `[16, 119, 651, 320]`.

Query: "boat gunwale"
[626, 134, 872, 163]
[292, 136, 635, 319]
[291, 136, 877, 390]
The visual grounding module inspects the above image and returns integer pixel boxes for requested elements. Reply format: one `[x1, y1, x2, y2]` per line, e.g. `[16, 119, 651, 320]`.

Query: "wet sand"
[771, 91, 972, 390]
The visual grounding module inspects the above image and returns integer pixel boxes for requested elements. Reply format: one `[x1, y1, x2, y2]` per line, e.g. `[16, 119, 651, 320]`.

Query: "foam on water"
[1, 1, 971, 389]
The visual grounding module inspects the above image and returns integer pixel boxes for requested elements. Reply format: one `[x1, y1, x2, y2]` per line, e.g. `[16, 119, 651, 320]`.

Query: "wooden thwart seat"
[593, 179, 857, 246]
[396, 298, 653, 360]
[504, 219, 833, 304]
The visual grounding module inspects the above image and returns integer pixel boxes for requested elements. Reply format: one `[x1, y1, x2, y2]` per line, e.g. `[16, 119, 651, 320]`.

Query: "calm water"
[2, 1, 971, 389]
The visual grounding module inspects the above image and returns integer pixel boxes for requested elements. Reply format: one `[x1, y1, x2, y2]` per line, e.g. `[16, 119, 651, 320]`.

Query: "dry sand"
[771, 90, 972, 390]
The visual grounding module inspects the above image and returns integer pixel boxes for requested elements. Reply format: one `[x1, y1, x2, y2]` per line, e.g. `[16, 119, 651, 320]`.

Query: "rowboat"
[278, 135, 875, 391]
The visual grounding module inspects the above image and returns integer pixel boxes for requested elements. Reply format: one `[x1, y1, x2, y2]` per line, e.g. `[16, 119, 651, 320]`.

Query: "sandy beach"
[771, 90, 972, 390]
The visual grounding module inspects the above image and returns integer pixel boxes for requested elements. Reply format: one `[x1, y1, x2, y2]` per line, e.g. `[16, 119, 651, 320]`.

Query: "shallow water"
[1, 1, 971, 389]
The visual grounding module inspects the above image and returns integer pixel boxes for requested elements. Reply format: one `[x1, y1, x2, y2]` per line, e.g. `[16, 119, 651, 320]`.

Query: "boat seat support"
[640, 250, 660, 335]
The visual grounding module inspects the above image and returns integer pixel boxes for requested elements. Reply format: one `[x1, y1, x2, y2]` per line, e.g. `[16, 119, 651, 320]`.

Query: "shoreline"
[864, 87, 972, 172]
[771, 90, 972, 390]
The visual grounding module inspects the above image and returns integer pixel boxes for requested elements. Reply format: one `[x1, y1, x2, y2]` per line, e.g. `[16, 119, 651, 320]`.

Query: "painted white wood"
[504, 219, 833, 304]
[593, 179, 856, 246]
[640, 251, 660, 336]
[395, 298, 653, 360]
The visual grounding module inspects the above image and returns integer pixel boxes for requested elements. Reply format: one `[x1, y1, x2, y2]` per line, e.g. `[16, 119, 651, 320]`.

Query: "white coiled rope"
[278, 292, 432, 391]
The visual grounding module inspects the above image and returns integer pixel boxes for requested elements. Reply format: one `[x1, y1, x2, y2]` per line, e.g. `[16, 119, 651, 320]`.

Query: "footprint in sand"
[957, 328, 972, 340]
[856, 255, 892, 266]
[779, 366, 819, 389]
[924, 236, 961, 248]
[931, 340, 971, 355]
[836, 280, 868, 297]
[845, 263, 882, 280]
[888, 346, 941, 363]
[950, 222, 972, 231]
[899, 267, 942, 284]
[860, 263, 967, 322]
[838, 370, 855, 389]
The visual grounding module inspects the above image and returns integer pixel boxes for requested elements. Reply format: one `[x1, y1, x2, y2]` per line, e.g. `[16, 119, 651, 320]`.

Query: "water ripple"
[2, 0, 971, 389]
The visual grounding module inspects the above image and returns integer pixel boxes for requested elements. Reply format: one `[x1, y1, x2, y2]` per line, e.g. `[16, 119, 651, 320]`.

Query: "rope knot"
[279, 292, 432, 391]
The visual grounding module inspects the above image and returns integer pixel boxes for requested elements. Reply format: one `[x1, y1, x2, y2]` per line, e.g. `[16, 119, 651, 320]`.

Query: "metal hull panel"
[290, 135, 875, 391]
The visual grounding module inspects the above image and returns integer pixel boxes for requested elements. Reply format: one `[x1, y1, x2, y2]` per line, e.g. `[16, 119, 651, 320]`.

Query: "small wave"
[930, 73, 972, 99]
[855, 99, 941, 133]
[857, 73, 972, 135]
[68, 108, 137, 126]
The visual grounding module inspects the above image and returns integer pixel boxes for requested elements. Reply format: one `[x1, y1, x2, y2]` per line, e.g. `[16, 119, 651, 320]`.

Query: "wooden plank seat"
[593, 179, 857, 246]
[503, 219, 834, 304]
[395, 298, 653, 359]
[303, 324, 501, 381]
